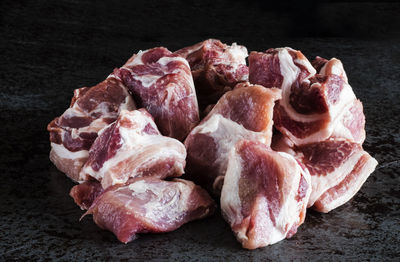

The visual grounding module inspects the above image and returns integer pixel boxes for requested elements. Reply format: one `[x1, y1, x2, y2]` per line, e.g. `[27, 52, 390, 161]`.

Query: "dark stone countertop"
[1, 1, 399, 261]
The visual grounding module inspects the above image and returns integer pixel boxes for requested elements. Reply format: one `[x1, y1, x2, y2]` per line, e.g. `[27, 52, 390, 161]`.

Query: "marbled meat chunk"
[79, 109, 186, 189]
[184, 83, 281, 194]
[221, 140, 311, 249]
[249, 47, 365, 145]
[83, 177, 215, 243]
[296, 139, 378, 212]
[116, 47, 200, 141]
[47, 75, 135, 181]
[175, 39, 249, 110]
[272, 134, 378, 212]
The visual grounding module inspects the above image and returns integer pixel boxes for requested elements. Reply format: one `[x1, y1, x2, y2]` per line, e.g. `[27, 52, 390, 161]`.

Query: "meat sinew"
[221, 140, 311, 249]
[175, 39, 249, 110]
[47, 75, 135, 181]
[79, 109, 186, 189]
[115, 47, 200, 141]
[184, 83, 281, 194]
[83, 177, 216, 243]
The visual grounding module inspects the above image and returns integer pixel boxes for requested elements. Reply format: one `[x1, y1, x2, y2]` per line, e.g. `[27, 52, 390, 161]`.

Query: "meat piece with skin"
[115, 47, 199, 141]
[47, 75, 136, 181]
[175, 39, 249, 110]
[70, 180, 104, 210]
[79, 109, 186, 189]
[249, 47, 365, 145]
[83, 177, 216, 243]
[221, 140, 311, 249]
[184, 83, 281, 194]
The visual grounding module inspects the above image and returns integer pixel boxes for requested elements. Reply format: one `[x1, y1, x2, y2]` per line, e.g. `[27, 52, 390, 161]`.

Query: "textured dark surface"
[1, 1, 400, 261]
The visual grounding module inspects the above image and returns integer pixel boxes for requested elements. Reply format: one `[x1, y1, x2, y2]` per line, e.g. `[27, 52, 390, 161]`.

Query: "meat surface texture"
[47, 75, 135, 181]
[221, 140, 311, 249]
[116, 47, 200, 141]
[249, 47, 365, 146]
[79, 109, 187, 189]
[184, 83, 281, 194]
[175, 39, 249, 110]
[84, 177, 215, 243]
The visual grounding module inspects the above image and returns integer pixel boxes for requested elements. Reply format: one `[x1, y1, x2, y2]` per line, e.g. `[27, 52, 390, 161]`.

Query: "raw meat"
[295, 139, 378, 212]
[271, 134, 378, 212]
[249, 47, 365, 145]
[270, 130, 296, 155]
[312, 153, 378, 213]
[221, 140, 311, 249]
[116, 47, 199, 141]
[175, 39, 249, 110]
[312, 56, 348, 82]
[70, 180, 103, 210]
[79, 109, 186, 189]
[184, 83, 281, 194]
[83, 177, 216, 243]
[47, 75, 135, 181]
[47, 40, 378, 248]
[260, 49, 377, 212]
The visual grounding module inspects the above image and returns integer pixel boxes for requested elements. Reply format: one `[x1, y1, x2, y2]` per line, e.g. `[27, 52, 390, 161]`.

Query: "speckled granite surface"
[1, 1, 399, 261]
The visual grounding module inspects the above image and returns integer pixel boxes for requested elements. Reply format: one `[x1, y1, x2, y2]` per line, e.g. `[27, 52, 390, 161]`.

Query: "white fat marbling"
[221, 147, 244, 226]
[80, 110, 186, 188]
[51, 142, 89, 159]
[193, 114, 266, 175]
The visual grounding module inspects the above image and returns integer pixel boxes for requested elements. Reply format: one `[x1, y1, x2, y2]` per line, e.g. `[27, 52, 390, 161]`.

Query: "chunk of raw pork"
[249, 47, 365, 145]
[116, 47, 199, 141]
[79, 109, 186, 189]
[271, 133, 378, 212]
[184, 83, 281, 194]
[83, 177, 215, 243]
[47, 75, 135, 181]
[221, 140, 311, 249]
[175, 39, 249, 110]
[295, 139, 378, 212]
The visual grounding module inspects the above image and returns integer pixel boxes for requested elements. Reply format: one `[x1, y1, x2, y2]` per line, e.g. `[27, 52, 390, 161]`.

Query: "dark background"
[1, 1, 399, 261]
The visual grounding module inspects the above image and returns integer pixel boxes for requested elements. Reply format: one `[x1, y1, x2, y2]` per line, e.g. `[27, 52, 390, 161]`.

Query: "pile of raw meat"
[48, 39, 378, 249]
